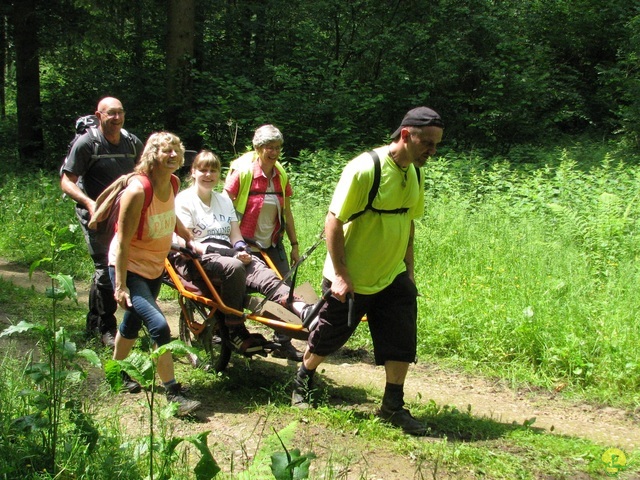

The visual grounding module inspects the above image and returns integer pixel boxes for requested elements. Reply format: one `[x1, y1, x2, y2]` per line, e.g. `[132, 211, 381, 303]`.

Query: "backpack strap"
[85, 126, 137, 175]
[346, 149, 414, 222]
[346, 150, 381, 223]
[135, 174, 179, 240]
[136, 174, 154, 240]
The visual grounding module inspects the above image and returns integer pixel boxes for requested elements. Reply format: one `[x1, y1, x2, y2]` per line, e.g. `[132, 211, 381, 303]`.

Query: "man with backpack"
[60, 97, 144, 347]
[290, 106, 443, 436]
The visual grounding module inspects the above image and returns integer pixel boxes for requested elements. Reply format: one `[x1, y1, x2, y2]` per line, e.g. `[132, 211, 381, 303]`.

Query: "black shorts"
[308, 272, 418, 365]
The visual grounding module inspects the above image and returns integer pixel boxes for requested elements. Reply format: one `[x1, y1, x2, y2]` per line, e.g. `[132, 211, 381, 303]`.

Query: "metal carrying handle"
[251, 229, 326, 315]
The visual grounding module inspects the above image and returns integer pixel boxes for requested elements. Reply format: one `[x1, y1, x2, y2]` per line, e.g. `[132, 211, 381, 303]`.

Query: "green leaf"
[29, 258, 51, 279]
[153, 339, 200, 361]
[10, 413, 49, 433]
[185, 431, 221, 480]
[57, 242, 76, 252]
[50, 273, 77, 303]
[46, 286, 68, 300]
[119, 352, 155, 388]
[271, 449, 315, 480]
[1, 321, 39, 337]
[77, 348, 102, 367]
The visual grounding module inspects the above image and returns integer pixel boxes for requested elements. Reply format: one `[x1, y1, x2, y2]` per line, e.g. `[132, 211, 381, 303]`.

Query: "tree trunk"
[11, 0, 43, 165]
[165, 0, 195, 133]
[0, 10, 6, 118]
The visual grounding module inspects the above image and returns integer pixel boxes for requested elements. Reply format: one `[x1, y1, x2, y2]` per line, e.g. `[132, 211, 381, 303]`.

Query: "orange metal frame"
[164, 255, 307, 336]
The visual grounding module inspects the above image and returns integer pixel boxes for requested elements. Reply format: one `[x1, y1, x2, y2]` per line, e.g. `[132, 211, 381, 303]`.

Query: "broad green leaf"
[153, 339, 200, 361]
[1, 321, 39, 337]
[77, 348, 102, 367]
[185, 431, 221, 480]
[50, 273, 77, 303]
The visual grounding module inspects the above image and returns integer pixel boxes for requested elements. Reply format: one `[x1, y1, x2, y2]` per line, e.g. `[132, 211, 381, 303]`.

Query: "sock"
[164, 379, 178, 390]
[295, 364, 316, 388]
[382, 382, 405, 411]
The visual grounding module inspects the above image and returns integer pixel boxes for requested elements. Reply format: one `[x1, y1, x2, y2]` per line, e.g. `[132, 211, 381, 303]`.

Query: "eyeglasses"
[100, 109, 126, 118]
[260, 144, 282, 152]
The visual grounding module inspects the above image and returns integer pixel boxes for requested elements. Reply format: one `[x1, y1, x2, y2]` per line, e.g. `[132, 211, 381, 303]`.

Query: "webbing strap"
[346, 150, 409, 222]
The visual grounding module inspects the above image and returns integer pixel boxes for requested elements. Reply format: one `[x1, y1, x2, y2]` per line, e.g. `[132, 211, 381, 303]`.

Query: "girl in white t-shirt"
[172, 150, 309, 355]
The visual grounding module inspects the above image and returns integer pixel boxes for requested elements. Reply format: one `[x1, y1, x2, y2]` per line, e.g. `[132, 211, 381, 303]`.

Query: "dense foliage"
[3, 0, 640, 169]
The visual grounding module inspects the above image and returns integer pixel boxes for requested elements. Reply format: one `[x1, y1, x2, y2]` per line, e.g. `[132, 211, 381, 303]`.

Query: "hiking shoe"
[271, 341, 304, 362]
[121, 371, 141, 394]
[101, 330, 117, 348]
[291, 382, 312, 409]
[228, 325, 267, 356]
[166, 383, 201, 416]
[378, 406, 427, 436]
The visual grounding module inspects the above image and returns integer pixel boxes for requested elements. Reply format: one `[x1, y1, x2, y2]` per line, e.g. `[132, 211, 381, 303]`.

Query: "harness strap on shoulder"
[136, 175, 154, 240]
[85, 126, 137, 176]
[135, 174, 179, 240]
[346, 150, 381, 223]
[346, 149, 418, 222]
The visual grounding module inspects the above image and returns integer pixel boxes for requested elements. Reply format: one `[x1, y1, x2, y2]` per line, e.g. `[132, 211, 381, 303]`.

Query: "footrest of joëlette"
[245, 297, 309, 341]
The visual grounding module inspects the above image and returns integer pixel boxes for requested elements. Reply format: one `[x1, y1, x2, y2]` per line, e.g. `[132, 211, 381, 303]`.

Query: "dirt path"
[2, 257, 639, 477]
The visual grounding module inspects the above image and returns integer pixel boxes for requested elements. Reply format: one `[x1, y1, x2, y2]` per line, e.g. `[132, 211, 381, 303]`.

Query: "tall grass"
[2, 144, 640, 408]
[413, 152, 640, 406]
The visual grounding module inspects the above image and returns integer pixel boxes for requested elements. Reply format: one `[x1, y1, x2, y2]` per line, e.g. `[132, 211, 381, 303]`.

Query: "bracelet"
[290, 242, 299, 246]
[233, 240, 248, 251]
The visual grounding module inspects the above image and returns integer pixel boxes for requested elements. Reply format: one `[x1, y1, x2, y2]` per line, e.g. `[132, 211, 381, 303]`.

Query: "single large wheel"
[178, 298, 232, 373]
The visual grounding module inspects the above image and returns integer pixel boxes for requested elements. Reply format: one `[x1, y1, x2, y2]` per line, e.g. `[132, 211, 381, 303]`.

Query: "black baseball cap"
[391, 107, 444, 139]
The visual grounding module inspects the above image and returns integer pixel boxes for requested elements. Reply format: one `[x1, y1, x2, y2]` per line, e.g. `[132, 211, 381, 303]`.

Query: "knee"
[151, 321, 172, 346]
[228, 261, 247, 282]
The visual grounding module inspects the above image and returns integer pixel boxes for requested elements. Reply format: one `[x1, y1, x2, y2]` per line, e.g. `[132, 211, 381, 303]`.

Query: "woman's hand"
[234, 251, 252, 265]
[290, 244, 300, 265]
[115, 286, 133, 310]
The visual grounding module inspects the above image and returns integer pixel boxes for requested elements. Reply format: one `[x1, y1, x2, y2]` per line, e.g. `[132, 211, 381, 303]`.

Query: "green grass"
[2, 142, 640, 477]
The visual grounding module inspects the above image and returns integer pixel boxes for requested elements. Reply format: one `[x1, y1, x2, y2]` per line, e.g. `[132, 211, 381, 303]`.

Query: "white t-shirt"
[175, 186, 237, 244]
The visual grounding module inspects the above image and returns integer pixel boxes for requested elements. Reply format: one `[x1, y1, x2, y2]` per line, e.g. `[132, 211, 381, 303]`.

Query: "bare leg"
[384, 360, 410, 385]
[112, 331, 136, 361]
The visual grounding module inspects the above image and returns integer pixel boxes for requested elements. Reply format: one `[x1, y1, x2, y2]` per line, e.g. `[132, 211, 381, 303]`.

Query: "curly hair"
[135, 132, 185, 175]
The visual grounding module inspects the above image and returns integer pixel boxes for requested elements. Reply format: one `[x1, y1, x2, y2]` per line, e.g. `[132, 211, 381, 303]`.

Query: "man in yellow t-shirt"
[292, 107, 444, 436]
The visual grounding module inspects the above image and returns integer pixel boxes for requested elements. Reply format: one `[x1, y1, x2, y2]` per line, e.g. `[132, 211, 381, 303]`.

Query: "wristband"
[233, 240, 248, 251]
[290, 242, 299, 246]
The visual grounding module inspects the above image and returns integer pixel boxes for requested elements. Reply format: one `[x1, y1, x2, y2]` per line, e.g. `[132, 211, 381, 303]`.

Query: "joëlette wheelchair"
[163, 245, 324, 372]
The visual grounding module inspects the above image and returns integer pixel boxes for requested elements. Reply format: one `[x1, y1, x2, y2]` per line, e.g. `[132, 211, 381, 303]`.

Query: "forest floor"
[1, 258, 639, 479]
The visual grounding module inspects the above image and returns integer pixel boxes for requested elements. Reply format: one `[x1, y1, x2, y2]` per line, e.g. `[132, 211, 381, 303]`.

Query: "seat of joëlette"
[164, 253, 219, 298]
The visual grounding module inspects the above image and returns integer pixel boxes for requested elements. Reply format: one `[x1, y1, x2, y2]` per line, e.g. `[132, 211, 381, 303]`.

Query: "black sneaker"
[121, 371, 141, 394]
[291, 380, 312, 409]
[271, 340, 304, 362]
[228, 325, 267, 355]
[378, 406, 427, 436]
[166, 383, 201, 416]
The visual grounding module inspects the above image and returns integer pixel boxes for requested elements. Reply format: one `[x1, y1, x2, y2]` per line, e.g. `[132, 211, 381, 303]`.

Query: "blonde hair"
[189, 150, 221, 186]
[136, 132, 185, 175]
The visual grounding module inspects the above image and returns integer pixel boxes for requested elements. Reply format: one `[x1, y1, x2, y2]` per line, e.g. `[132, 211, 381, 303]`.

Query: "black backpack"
[59, 115, 137, 177]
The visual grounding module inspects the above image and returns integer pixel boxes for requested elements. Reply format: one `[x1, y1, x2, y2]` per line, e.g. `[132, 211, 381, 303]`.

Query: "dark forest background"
[2, 0, 640, 169]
